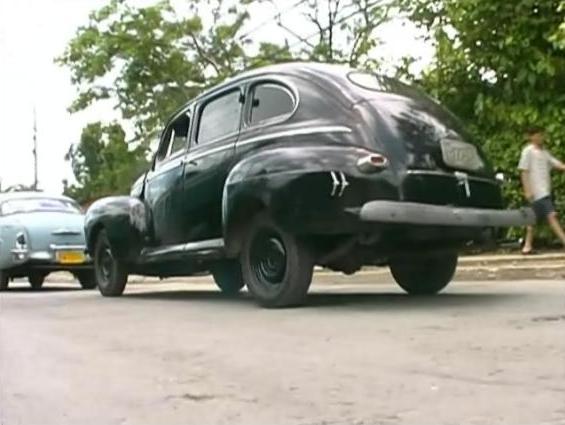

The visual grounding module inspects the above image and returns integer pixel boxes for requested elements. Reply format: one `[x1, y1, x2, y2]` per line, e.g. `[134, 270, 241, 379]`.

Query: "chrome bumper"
[359, 201, 536, 227]
[10, 244, 92, 264]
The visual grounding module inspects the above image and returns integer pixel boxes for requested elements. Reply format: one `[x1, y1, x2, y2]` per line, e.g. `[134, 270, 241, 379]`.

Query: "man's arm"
[550, 156, 565, 171]
[521, 170, 533, 201]
[518, 147, 531, 200]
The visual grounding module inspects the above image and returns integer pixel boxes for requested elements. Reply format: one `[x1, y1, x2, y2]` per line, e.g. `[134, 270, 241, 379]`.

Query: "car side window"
[169, 113, 190, 156]
[249, 83, 295, 126]
[155, 112, 190, 168]
[197, 90, 241, 144]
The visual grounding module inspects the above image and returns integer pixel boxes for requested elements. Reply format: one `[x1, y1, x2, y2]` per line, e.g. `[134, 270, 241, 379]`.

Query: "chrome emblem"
[329, 171, 349, 197]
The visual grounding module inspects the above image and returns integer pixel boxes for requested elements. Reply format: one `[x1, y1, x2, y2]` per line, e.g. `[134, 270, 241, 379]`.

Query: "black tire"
[212, 261, 244, 295]
[240, 213, 314, 308]
[0, 270, 9, 291]
[28, 272, 46, 290]
[389, 252, 458, 295]
[94, 230, 128, 297]
[76, 270, 97, 289]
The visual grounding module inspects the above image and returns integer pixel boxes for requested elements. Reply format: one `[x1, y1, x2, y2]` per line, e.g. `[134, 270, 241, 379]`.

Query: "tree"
[57, 0, 398, 201]
[63, 122, 148, 205]
[58, 0, 400, 140]
[56, 0, 292, 143]
[399, 0, 565, 241]
[272, 0, 396, 68]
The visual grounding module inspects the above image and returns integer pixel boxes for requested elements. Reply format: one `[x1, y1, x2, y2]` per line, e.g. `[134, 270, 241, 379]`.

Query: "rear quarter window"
[248, 83, 295, 126]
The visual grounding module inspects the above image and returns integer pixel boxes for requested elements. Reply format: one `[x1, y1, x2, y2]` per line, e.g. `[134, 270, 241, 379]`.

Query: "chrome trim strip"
[237, 125, 352, 149]
[52, 229, 81, 236]
[406, 169, 498, 185]
[149, 154, 184, 179]
[29, 252, 55, 261]
[184, 143, 234, 162]
[49, 244, 87, 251]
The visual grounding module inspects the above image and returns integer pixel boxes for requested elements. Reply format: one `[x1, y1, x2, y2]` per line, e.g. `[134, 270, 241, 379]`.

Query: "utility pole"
[32, 107, 38, 191]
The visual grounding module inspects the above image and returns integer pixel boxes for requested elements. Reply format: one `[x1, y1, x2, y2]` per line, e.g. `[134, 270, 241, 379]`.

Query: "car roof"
[0, 192, 76, 203]
[202, 62, 355, 97]
[164, 62, 373, 124]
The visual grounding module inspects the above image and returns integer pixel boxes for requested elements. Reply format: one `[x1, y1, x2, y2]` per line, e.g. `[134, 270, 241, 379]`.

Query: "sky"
[0, 0, 433, 195]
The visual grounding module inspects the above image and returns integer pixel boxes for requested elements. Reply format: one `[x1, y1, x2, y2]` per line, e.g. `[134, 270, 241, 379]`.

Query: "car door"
[179, 87, 244, 242]
[144, 108, 191, 245]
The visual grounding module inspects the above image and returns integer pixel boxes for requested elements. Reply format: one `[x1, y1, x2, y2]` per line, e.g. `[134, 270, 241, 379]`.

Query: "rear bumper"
[9, 244, 92, 270]
[359, 201, 535, 227]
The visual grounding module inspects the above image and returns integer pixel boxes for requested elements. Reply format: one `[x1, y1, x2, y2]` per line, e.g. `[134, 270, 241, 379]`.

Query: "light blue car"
[0, 192, 94, 290]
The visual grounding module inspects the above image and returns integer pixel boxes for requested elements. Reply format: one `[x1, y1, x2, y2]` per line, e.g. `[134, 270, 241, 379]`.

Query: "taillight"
[356, 153, 388, 173]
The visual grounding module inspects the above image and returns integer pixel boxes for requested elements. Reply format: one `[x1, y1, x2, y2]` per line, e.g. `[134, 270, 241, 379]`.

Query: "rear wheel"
[94, 230, 128, 297]
[212, 260, 244, 295]
[241, 214, 314, 308]
[28, 272, 46, 290]
[75, 270, 97, 289]
[389, 252, 458, 295]
[0, 270, 9, 291]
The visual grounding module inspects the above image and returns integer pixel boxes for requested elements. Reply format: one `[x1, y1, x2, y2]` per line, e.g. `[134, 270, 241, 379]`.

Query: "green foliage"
[63, 122, 148, 205]
[57, 0, 399, 142]
[400, 0, 565, 242]
[58, 0, 397, 201]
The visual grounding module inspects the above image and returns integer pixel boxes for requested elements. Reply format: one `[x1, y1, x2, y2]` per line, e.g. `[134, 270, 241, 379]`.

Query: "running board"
[139, 238, 225, 263]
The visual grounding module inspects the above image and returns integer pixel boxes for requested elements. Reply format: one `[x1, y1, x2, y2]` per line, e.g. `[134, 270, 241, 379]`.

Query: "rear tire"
[0, 270, 9, 291]
[212, 261, 244, 295]
[389, 252, 458, 295]
[76, 270, 97, 289]
[94, 230, 128, 297]
[240, 213, 314, 308]
[28, 272, 46, 290]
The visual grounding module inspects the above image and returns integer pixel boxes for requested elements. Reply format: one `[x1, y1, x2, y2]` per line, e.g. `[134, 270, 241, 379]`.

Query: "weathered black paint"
[85, 62, 515, 277]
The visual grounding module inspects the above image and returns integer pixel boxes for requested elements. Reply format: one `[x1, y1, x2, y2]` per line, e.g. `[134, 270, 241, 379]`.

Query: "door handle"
[181, 158, 198, 166]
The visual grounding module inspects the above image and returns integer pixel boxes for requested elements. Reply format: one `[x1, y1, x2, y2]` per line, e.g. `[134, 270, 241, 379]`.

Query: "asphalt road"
[1, 273, 564, 425]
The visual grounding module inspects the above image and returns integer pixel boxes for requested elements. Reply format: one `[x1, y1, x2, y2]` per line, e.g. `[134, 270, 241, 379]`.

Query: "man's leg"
[546, 212, 565, 248]
[523, 225, 535, 253]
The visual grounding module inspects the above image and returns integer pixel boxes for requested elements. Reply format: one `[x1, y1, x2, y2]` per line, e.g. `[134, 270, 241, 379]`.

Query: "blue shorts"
[532, 196, 556, 222]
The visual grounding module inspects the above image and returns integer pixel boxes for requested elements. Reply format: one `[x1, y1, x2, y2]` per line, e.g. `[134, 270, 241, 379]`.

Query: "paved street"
[1, 273, 564, 425]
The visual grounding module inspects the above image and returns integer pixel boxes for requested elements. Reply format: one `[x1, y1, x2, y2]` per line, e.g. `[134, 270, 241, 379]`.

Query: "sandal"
[521, 249, 536, 255]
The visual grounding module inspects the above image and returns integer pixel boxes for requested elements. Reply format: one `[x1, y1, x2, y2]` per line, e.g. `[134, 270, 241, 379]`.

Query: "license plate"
[56, 250, 85, 264]
[440, 138, 483, 171]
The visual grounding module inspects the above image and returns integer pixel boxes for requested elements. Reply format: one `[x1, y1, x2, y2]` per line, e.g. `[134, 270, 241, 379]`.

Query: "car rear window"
[249, 83, 295, 125]
[0, 198, 81, 215]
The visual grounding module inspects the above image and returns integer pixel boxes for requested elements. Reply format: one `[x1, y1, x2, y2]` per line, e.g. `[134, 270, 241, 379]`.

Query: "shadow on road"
[0, 286, 82, 293]
[125, 289, 523, 310]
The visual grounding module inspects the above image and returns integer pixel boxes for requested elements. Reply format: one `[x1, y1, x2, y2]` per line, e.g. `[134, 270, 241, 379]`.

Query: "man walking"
[519, 126, 565, 254]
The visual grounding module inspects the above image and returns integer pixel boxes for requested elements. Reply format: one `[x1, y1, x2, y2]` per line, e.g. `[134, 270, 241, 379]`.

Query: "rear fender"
[85, 196, 149, 262]
[221, 144, 397, 252]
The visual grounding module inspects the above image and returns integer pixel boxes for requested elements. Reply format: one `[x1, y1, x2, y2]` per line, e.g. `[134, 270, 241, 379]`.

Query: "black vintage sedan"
[85, 62, 534, 307]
